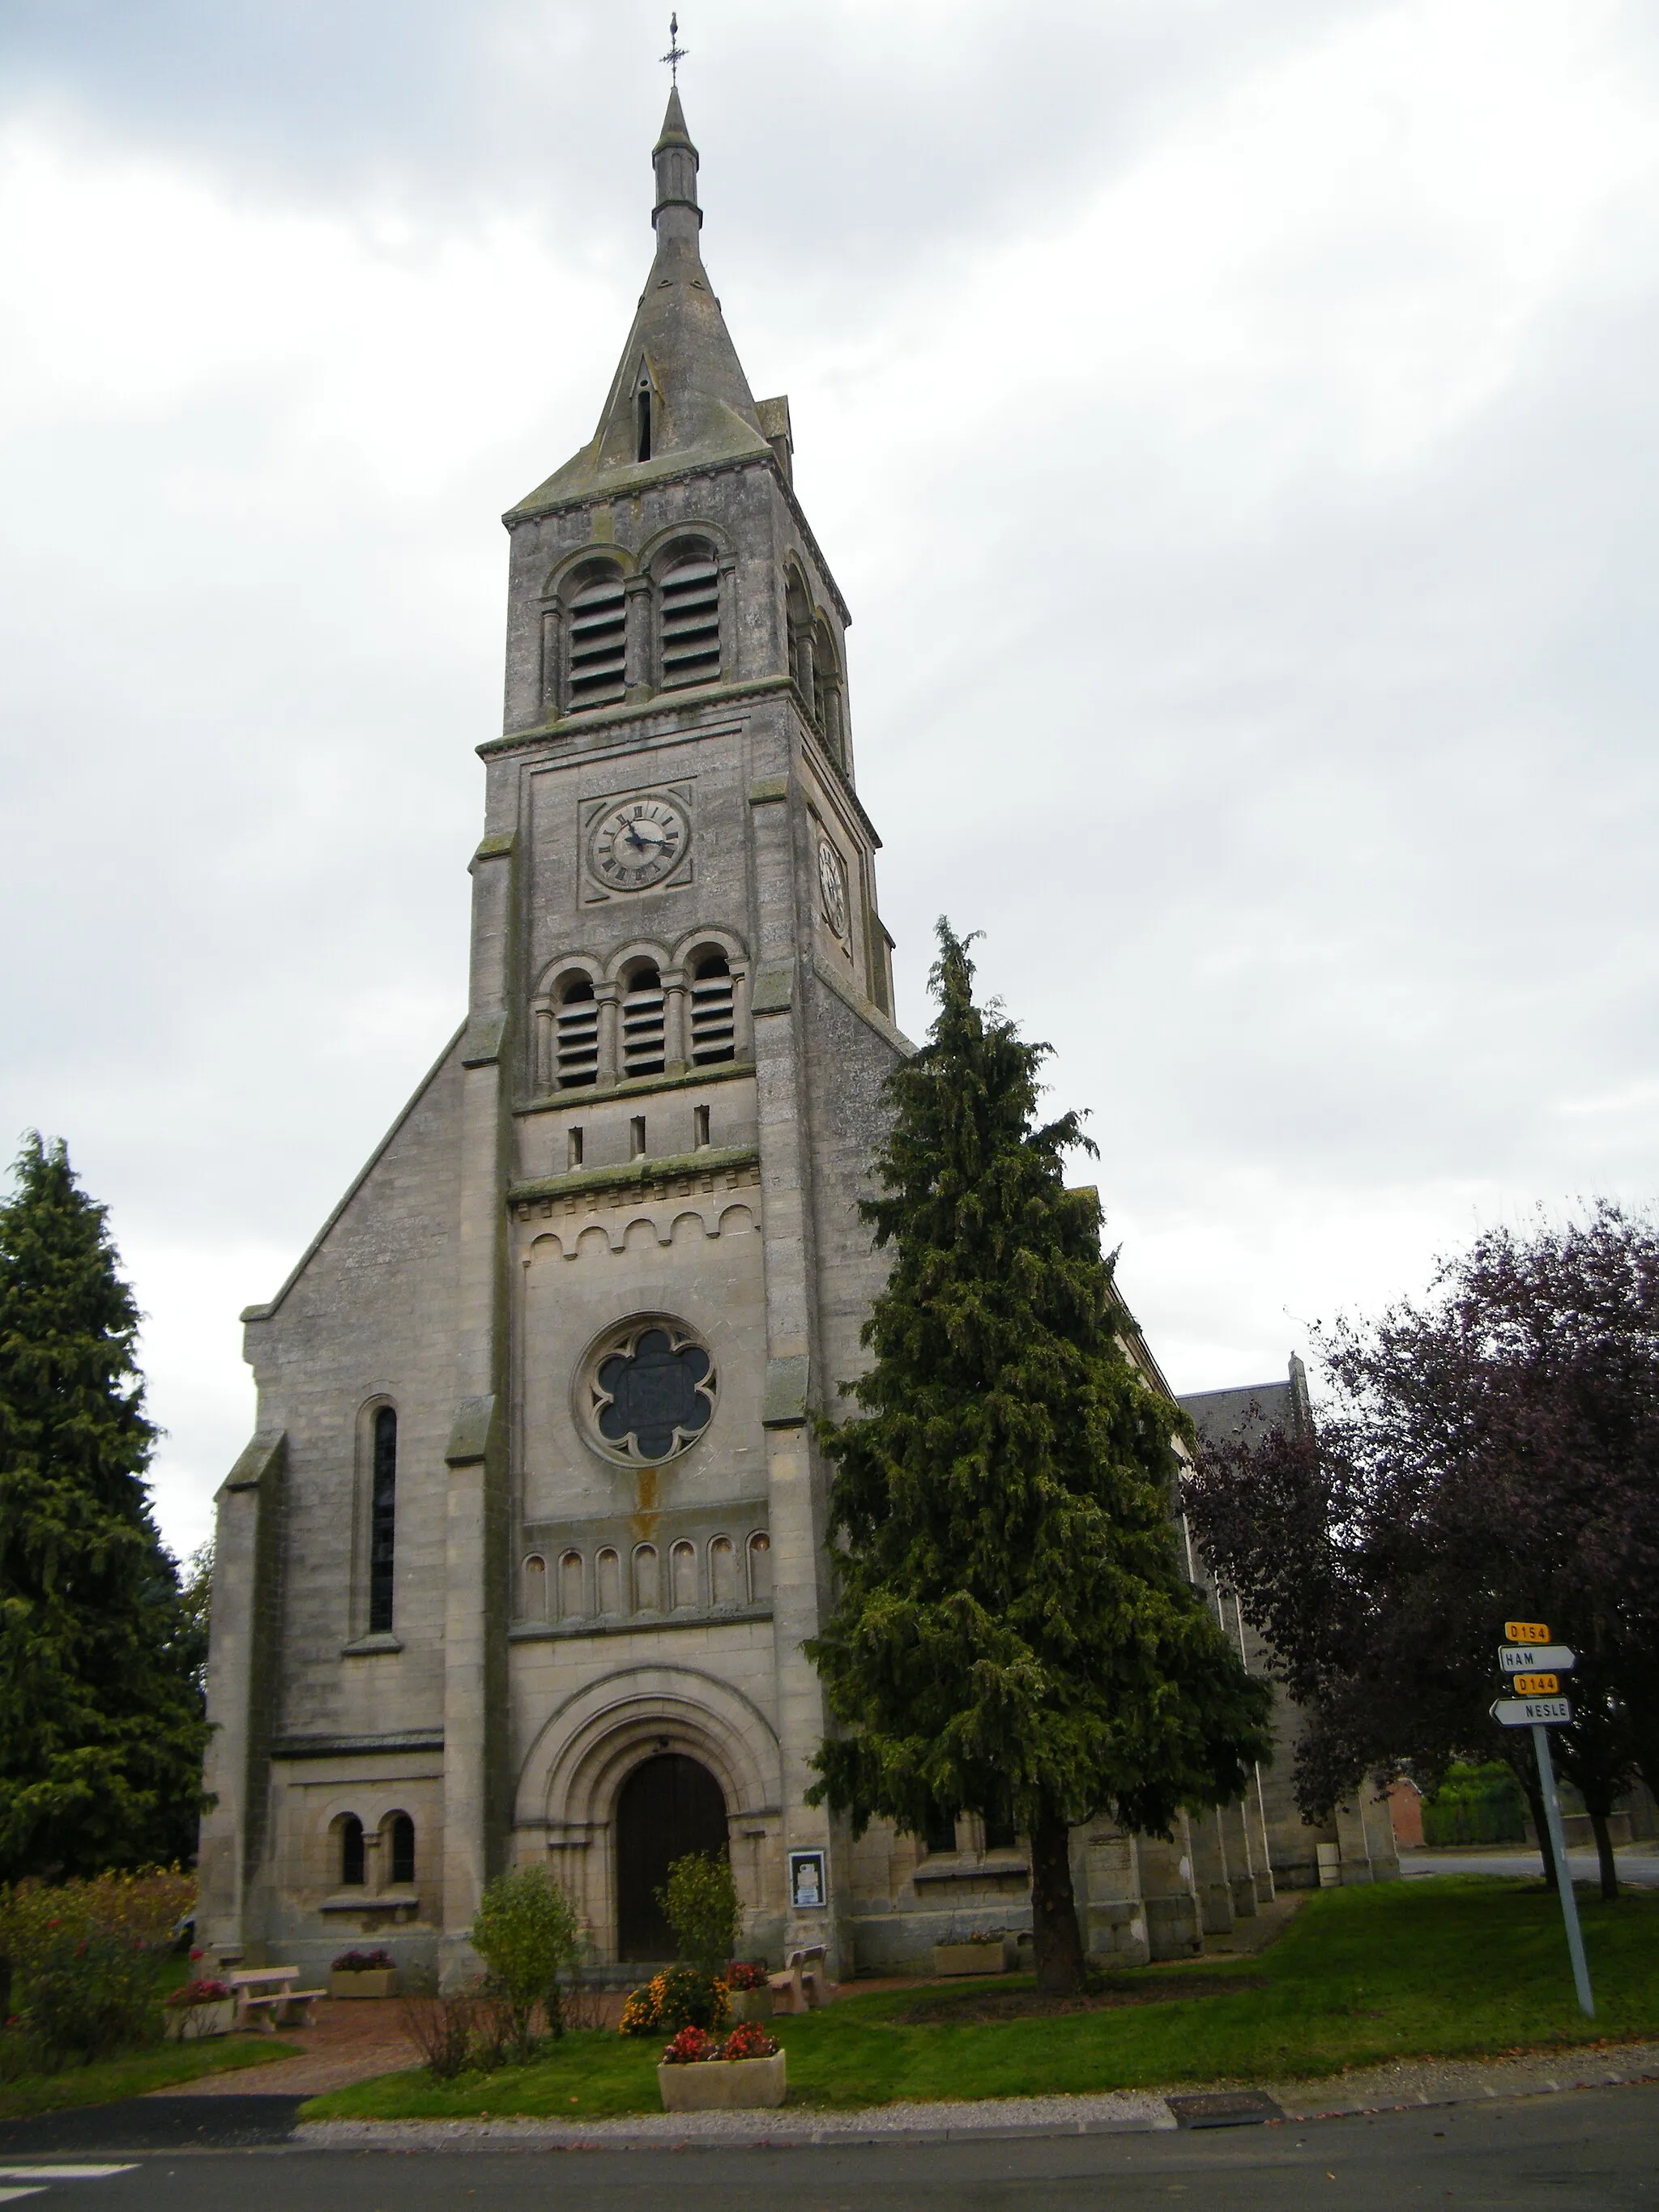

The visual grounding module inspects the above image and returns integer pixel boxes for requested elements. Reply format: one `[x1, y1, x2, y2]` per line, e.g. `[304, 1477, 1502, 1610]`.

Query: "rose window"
[582, 1318, 717, 1464]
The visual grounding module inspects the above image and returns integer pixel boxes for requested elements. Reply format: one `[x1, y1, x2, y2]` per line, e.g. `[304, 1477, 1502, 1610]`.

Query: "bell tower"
[446, 86, 906, 1975]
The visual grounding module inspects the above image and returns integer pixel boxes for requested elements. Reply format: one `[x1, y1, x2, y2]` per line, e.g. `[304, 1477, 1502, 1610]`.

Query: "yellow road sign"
[1510, 1673, 1560, 1695]
[1504, 1620, 1550, 1643]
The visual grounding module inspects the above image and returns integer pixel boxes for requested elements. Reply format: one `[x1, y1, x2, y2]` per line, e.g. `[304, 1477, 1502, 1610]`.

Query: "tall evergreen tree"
[0, 1135, 207, 1880]
[805, 928, 1273, 1994]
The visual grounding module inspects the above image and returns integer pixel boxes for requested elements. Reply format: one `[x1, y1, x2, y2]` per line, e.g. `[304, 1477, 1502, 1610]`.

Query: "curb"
[295, 2046, 1659, 2152]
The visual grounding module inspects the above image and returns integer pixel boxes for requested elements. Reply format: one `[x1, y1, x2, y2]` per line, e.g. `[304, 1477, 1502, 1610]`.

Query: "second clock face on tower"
[817, 837, 849, 940]
[589, 795, 691, 891]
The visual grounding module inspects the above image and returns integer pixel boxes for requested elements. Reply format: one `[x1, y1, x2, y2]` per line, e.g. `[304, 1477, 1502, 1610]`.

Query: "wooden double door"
[615, 1753, 730, 1961]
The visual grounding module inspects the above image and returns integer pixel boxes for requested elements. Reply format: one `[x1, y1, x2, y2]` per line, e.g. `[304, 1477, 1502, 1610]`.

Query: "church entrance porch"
[616, 1752, 729, 1960]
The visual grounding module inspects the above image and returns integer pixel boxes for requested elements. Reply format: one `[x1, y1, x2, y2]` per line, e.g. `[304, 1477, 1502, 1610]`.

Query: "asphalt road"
[1402, 1845, 1659, 1886]
[1, 2084, 1654, 2211]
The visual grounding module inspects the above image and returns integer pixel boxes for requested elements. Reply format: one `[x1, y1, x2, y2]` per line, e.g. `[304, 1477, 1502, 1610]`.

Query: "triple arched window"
[546, 539, 724, 718]
[535, 937, 749, 1096]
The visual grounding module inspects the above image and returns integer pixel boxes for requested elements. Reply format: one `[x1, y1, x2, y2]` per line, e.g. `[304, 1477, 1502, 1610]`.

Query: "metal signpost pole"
[1530, 1720, 1594, 2019]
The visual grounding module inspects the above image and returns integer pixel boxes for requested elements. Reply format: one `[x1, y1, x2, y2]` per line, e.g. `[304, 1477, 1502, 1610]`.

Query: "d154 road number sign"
[1492, 1696, 1572, 1727]
[1499, 1644, 1575, 1673]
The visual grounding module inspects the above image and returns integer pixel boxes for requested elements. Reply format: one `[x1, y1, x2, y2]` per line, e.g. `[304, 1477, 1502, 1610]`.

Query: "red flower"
[660, 2024, 718, 2065]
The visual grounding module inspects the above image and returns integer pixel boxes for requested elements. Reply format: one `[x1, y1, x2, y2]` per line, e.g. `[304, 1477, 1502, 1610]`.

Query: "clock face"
[817, 837, 849, 940]
[590, 795, 690, 891]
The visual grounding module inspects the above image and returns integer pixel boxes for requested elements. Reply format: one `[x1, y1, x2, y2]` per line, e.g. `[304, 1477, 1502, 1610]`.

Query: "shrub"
[725, 1959, 767, 1991]
[398, 1980, 477, 2082]
[1422, 1763, 1528, 1848]
[331, 1949, 394, 1973]
[721, 2020, 778, 2061]
[658, 1963, 728, 2033]
[468, 1866, 582, 2064]
[660, 2023, 718, 2065]
[657, 1852, 740, 1978]
[0, 1870, 194, 2070]
[619, 1977, 663, 2037]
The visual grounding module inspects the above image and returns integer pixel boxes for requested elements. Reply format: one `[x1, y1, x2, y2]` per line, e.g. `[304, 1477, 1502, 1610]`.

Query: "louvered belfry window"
[659, 552, 721, 689]
[621, 965, 667, 1079]
[556, 975, 599, 1089]
[689, 951, 736, 1064]
[566, 571, 627, 708]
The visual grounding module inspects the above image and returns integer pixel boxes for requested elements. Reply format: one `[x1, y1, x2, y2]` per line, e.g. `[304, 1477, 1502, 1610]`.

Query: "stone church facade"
[198, 92, 1396, 1986]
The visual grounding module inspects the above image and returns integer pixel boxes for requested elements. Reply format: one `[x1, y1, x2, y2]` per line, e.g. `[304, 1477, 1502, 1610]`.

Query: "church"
[198, 88, 1397, 1986]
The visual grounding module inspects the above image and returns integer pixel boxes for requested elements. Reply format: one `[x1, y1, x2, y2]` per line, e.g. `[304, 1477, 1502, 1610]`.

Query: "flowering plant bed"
[656, 2021, 786, 2110]
[723, 1961, 773, 2020]
[331, 1950, 399, 1999]
[164, 1979, 236, 2040]
[932, 1937, 1008, 1977]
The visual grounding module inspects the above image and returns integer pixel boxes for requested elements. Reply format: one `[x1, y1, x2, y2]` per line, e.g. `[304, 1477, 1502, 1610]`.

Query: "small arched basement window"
[389, 1813, 416, 1886]
[556, 974, 599, 1089]
[621, 964, 666, 1079]
[368, 1406, 397, 1634]
[659, 552, 721, 690]
[566, 569, 627, 709]
[689, 951, 736, 1065]
[340, 1814, 366, 1886]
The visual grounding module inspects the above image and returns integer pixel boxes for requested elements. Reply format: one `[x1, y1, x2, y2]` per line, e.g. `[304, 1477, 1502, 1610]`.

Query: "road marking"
[0, 2190, 45, 2203]
[0, 2174, 135, 2183]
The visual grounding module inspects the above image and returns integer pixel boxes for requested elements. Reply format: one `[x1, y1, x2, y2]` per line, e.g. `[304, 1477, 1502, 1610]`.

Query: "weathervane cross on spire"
[661, 13, 687, 84]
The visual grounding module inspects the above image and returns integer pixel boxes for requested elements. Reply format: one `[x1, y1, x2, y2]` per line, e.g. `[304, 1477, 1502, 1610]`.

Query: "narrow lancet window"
[369, 1405, 397, 1634]
[390, 1813, 416, 1886]
[340, 1814, 365, 1886]
[636, 373, 653, 462]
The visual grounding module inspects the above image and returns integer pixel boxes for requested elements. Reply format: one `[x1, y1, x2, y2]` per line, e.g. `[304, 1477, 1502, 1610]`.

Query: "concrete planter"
[658, 2052, 787, 2111]
[331, 1967, 399, 1999]
[932, 1942, 1006, 1978]
[165, 1998, 237, 2041]
[725, 1986, 774, 2022]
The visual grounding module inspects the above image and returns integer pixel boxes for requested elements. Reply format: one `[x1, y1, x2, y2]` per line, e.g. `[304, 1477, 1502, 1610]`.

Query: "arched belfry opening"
[615, 1752, 729, 1960]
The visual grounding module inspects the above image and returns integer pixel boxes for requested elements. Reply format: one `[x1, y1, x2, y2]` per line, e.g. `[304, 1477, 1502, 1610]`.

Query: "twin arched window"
[339, 1811, 416, 1888]
[550, 542, 723, 716]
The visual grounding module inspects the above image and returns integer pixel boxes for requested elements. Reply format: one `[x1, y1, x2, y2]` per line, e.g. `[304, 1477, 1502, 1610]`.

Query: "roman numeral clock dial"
[589, 795, 690, 891]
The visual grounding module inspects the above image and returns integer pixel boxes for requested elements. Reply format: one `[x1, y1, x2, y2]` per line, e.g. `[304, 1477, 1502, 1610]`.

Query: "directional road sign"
[1499, 1644, 1575, 1673]
[1492, 1696, 1572, 1727]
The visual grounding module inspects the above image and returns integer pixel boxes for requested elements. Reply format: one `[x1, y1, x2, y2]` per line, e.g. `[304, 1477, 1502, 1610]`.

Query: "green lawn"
[302, 1877, 1659, 2121]
[0, 2035, 302, 2122]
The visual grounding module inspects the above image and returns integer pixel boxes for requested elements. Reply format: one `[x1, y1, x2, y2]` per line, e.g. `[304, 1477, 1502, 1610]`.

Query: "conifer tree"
[0, 1135, 208, 1880]
[805, 929, 1273, 1994]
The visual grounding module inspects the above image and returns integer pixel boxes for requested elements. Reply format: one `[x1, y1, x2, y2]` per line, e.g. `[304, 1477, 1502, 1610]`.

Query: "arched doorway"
[615, 1753, 729, 1961]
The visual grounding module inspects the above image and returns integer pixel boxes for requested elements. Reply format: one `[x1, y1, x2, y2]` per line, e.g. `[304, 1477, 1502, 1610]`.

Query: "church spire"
[507, 87, 770, 518]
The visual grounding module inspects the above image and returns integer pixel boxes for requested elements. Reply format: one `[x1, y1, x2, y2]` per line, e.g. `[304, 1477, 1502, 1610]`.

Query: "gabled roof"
[508, 89, 771, 521]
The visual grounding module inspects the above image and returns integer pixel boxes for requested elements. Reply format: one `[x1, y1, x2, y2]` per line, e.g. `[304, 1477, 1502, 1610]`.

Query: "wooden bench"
[228, 1967, 326, 2032]
[766, 1944, 826, 2015]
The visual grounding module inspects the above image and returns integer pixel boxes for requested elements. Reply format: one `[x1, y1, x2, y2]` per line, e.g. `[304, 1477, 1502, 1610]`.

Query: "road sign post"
[1495, 1622, 1593, 2020]
[1530, 1720, 1594, 2018]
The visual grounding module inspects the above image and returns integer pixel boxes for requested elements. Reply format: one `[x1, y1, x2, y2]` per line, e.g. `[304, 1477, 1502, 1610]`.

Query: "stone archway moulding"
[514, 1663, 783, 1835]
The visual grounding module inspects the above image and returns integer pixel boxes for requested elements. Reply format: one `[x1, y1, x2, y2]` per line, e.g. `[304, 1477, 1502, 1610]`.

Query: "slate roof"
[1179, 1357, 1311, 1451]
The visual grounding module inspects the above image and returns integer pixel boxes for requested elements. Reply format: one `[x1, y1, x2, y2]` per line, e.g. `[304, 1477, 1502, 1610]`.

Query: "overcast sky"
[2, 0, 1656, 1561]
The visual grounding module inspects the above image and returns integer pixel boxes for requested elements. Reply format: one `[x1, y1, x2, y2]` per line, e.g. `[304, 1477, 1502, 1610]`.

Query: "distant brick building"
[198, 91, 1396, 1988]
